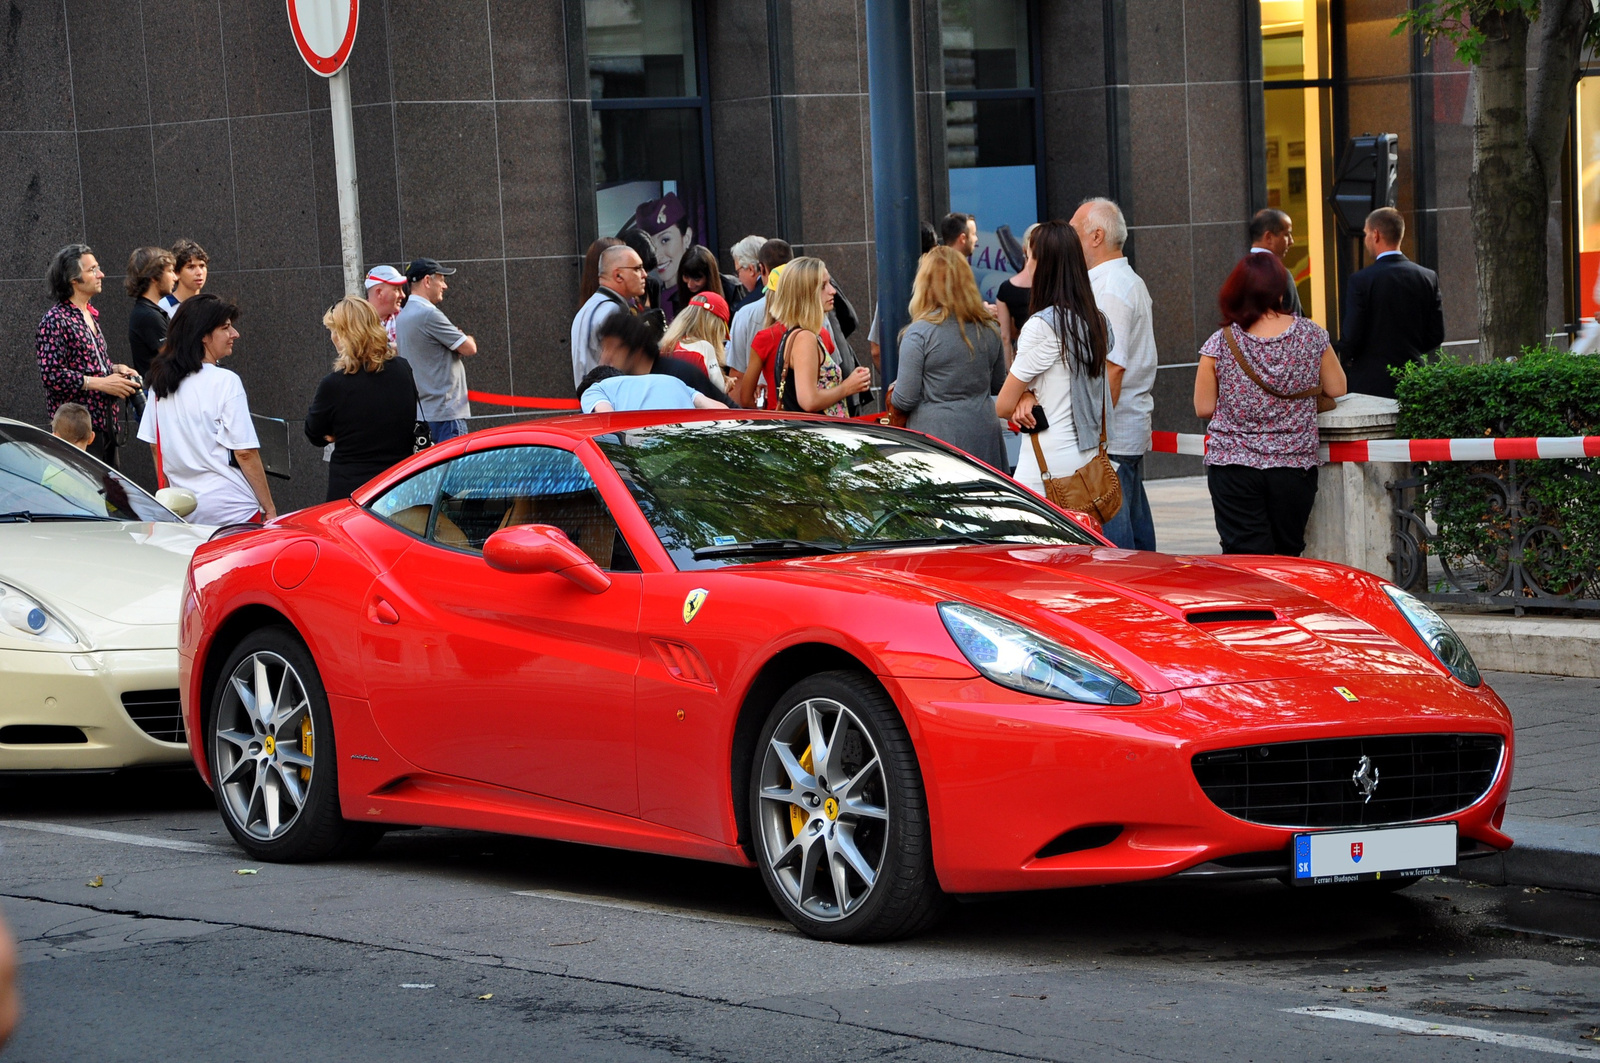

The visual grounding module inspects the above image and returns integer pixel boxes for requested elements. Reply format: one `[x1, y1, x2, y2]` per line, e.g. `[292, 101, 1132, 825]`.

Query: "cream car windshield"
[0, 424, 179, 523]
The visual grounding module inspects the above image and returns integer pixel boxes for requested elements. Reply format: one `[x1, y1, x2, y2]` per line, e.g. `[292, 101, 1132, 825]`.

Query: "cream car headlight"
[1381, 583, 1480, 687]
[0, 580, 81, 646]
[939, 602, 1141, 706]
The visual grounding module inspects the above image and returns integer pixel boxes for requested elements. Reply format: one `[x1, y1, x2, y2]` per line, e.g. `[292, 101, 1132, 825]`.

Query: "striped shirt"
[570, 288, 627, 389]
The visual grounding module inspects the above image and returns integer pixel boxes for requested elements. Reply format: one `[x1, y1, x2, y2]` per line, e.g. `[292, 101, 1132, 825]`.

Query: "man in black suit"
[1248, 208, 1302, 316]
[1338, 207, 1445, 398]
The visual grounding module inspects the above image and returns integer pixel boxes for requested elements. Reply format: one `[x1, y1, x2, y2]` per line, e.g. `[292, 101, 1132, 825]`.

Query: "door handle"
[368, 596, 400, 625]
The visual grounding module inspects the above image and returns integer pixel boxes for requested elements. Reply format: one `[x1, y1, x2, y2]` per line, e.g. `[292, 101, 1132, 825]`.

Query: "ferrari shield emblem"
[1334, 686, 1358, 702]
[1350, 842, 1364, 863]
[682, 588, 709, 624]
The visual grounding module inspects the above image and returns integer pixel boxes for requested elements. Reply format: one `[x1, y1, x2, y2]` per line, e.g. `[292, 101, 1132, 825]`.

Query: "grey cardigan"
[1032, 307, 1113, 445]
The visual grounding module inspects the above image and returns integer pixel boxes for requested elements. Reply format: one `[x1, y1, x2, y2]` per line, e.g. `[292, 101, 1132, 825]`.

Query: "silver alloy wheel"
[757, 697, 890, 921]
[214, 650, 315, 841]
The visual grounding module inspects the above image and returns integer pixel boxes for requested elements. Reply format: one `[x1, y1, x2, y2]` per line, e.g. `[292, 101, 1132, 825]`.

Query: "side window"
[368, 463, 447, 537]
[432, 446, 638, 571]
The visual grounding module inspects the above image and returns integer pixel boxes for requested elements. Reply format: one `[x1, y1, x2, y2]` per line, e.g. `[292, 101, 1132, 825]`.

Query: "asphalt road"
[2, 675, 1598, 1062]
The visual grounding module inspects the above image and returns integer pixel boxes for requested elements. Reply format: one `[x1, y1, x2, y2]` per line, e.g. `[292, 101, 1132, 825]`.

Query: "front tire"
[209, 626, 367, 861]
[749, 671, 946, 941]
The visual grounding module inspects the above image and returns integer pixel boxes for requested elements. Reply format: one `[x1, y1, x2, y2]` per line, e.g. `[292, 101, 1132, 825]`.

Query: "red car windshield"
[594, 420, 1096, 569]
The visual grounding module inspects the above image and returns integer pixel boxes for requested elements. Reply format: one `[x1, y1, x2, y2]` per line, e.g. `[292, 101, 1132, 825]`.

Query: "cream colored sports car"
[0, 416, 211, 771]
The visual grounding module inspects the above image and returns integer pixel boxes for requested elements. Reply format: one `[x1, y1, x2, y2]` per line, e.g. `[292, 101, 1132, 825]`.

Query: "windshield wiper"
[0, 511, 108, 523]
[853, 534, 996, 550]
[693, 538, 845, 560]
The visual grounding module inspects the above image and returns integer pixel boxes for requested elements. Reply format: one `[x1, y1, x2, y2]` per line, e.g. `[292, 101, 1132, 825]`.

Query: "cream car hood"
[0, 521, 213, 646]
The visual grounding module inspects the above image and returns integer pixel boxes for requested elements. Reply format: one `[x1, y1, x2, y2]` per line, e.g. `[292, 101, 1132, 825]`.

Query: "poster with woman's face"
[597, 183, 703, 293]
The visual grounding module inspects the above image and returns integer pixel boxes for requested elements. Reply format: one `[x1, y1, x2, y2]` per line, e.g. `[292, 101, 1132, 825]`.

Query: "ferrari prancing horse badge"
[683, 588, 709, 624]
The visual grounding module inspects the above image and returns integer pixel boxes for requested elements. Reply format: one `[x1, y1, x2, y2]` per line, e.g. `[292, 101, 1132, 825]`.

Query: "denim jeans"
[426, 418, 470, 444]
[1103, 453, 1157, 551]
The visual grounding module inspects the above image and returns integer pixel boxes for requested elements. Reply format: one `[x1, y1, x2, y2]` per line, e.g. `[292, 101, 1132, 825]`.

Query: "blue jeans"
[1103, 453, 1156, 551]
[427, 418, 469, 444]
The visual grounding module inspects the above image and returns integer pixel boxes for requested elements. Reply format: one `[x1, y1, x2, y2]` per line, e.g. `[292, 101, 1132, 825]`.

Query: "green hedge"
[1393, 347, 1600, 600]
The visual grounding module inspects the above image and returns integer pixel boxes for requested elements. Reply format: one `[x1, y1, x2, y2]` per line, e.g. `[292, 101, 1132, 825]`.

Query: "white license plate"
[1292, 822, 1456, 885]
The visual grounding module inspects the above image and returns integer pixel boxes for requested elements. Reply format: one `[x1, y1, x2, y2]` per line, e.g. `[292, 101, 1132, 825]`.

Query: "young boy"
[50, 402, 94, 450]
[159, 238, 208, 318]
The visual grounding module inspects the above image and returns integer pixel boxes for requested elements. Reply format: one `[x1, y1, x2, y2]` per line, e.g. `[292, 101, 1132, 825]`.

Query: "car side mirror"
[483, 524, 611, 594]
[155, 487, 198, 519]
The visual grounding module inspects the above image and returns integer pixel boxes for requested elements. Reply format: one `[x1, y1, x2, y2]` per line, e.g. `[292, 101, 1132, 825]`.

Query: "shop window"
[941, 0, 1042, 301]
[587, 0, 713, 308]
[1260, 0, 1334, 325]
[1576, 76, 1600, 321]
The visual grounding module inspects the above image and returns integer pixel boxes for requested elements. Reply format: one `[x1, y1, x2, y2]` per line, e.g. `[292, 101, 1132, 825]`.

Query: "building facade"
[0, 0, 1583, 510]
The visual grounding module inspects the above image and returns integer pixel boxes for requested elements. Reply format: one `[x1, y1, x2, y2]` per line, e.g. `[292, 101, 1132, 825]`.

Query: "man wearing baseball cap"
[395, 258, 477, 443]
[363, 264, 407, 346]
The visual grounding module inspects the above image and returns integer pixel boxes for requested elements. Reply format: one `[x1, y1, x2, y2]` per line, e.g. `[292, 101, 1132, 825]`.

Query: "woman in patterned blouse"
[36, 244, 141, 466]
[1193, 252, 1347, 556]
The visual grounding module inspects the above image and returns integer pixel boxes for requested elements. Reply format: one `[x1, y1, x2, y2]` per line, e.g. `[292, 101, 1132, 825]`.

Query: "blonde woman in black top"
[306, 297, 420, 502]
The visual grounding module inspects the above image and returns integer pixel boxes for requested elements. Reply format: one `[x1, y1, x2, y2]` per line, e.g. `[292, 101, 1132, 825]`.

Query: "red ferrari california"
[180, 413, 1512, 941]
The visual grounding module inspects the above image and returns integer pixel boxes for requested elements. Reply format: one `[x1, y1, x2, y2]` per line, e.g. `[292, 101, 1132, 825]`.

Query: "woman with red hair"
[1194, 252, 1346, 555]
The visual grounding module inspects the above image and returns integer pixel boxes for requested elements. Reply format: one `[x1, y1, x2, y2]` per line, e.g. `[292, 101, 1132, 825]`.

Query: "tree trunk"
[1469, 8, 1548, 362]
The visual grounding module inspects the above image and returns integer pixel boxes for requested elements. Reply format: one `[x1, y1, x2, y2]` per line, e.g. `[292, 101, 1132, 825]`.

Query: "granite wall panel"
[1185, 82, 1251, 225]
[140, 1, 226, 125]
[505, 254, 584, 399]
[1125, 86, 1191, 229]
[78, 126, 159, 273]
[232, 111, 321, 271]
[0, 131, 82, 278]
[0, 279, 52, 427]
[151, 118, 239, 270]
[63, 0, 148, 131]
[794, 95, 869, 248]
[709, 97, 779, 253]
[488, 0, 569, 101]
[220, 0, 310, 118]
[498, 102, 577, 260]
[394, 103, 503, 261]
[1125, 0, 1188, 87]
[388, 0, 494, 102]
[0, 3, 72, 132]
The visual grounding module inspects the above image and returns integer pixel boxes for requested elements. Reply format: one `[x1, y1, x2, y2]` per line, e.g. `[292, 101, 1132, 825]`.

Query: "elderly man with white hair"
[728, 234, 766, 312]
[1070, 197, 1158, 551]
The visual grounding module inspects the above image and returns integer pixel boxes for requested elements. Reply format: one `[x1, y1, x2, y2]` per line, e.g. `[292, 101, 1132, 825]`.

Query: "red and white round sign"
[286, 0, 359, 77]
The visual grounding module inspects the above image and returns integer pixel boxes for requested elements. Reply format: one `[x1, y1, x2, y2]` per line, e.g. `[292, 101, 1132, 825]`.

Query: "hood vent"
[1187, 609, 1277, 624]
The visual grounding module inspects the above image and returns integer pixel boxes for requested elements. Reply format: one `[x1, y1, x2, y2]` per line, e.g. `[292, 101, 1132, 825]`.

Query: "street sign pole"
[287, 0, 363, 296]
[327, 66, 363, 298]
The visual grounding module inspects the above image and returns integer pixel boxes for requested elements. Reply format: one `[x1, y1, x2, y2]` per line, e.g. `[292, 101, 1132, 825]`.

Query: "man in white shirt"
[1249, 208, 1302, 316]
[1070, 197, 1158, 551]
[570, 243, 646, 390]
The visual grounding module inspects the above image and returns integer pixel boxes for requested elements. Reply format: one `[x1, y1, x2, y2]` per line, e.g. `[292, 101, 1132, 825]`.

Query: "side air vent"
[0, 725, 87, 745]
[1187, 609, 1277, 624]
[1036, 824, 1123, 859]
[121, 690, 185, 743]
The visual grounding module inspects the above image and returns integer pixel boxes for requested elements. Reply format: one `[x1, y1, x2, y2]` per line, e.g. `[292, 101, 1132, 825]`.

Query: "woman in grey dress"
[889, 246, 1008, 467]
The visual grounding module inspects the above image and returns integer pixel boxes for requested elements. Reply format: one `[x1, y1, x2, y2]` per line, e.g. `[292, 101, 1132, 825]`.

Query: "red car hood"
[789, 545, 1429, 692]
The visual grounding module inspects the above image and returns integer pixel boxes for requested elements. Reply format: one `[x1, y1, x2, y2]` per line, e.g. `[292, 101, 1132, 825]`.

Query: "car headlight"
[1381, 584, 1480, 687]
[938, 602, 1140, 706]
[0, 580, 80, 646]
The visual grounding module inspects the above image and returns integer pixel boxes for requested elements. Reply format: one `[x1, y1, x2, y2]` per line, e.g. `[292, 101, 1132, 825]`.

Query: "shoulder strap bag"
[1028, 386, 1123, 527]
[1222, 325, 1335, 413]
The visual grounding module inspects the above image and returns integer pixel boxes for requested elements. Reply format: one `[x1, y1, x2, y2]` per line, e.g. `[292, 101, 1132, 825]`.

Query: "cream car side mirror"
[155, 488, 198, 519]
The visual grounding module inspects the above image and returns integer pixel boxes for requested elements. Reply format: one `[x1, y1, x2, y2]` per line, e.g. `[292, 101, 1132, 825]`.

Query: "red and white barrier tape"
[469, 393, 1597, 465]
[1149, 431, 1600, 463]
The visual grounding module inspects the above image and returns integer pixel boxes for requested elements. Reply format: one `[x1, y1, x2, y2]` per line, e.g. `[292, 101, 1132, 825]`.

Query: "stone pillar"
[1303, 394, 1404, 577]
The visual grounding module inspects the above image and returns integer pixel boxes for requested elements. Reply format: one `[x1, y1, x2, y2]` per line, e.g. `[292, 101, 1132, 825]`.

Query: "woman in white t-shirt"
[137, 293, 276, 525]
[995, 220, 1113, 495]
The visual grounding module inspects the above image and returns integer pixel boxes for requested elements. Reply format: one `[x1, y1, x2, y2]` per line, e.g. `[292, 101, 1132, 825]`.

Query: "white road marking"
[0, 820, 225, 854]
[512, 888, 789, 931]
[1285, 1006, 1598, 1055]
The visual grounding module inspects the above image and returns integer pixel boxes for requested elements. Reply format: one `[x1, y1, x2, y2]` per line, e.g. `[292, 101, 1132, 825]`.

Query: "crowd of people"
[32, 198, 1440, 558]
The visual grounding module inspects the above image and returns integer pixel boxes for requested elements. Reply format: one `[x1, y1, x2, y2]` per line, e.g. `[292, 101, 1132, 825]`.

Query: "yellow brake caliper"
[789, 746, 814, 837]
[300, 716, 313, 783]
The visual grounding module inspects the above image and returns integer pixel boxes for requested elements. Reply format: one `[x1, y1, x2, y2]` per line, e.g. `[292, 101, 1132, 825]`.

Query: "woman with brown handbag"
[994, 220, 1122, 524]
[1193, 251, 1347, 555]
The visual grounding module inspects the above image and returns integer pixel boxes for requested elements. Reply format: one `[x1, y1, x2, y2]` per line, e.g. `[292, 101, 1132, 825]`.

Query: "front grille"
[121, 689, 185, 743]
[1192, 733, 1502, 828]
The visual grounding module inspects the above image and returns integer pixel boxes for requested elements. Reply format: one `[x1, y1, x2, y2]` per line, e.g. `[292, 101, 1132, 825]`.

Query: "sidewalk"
[1146, 477, 1600, 896]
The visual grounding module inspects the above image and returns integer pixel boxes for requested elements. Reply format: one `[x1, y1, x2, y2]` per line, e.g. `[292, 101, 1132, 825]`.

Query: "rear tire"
[208, 626, 365, 862]
[748, 670, 947, 941]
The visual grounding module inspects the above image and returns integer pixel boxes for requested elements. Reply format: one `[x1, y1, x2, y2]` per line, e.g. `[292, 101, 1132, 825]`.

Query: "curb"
[1457, 816, 1600, 894]
[1450, 616, 1600, 679]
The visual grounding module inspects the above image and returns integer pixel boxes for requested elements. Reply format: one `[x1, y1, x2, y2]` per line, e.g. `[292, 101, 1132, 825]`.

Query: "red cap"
[689, 290, 730, 324]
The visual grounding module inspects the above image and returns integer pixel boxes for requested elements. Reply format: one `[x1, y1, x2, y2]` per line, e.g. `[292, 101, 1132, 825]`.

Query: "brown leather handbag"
[1222, 325, 1335, 412]
[1028, 390, 1123, 524]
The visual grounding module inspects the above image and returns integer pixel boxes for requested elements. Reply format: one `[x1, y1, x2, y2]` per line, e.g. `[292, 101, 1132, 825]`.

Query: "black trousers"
[1206, 464, 1319, 556]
